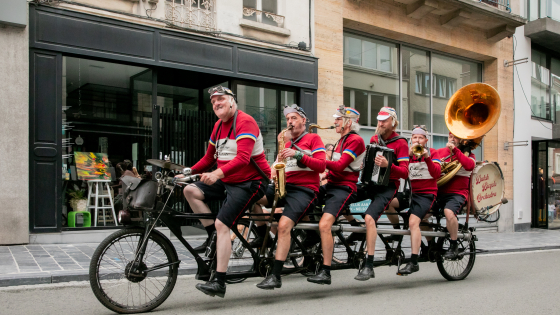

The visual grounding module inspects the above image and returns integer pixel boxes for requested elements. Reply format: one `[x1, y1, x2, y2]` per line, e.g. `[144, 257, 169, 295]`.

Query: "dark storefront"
[532, 140, 560, 230]
[29, 6, 318, 233]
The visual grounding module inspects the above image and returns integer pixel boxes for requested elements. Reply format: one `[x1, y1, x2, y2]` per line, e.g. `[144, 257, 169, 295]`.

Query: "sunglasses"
[208, 86, 235, 97]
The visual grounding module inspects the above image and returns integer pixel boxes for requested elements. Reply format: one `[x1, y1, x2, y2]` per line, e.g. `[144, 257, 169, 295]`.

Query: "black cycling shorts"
[433, 193, 467, 216]
[360, 182, 399, 222]
[408, 193, 436, 219]
[264, 183, 317, 223]
[318, 184, 356, 218]
[191, 179, 266, 228]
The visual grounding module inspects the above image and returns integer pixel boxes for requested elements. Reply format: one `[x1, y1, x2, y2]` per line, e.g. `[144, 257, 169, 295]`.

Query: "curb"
[2, 246, 560, 287]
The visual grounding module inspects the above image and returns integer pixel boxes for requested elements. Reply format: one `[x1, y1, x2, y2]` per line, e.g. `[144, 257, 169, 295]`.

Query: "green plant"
[67, 184, 86, 200]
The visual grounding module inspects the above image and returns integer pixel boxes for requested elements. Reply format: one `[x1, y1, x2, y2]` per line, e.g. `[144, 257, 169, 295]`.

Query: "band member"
[355, 107, 409, 281]
[180, 86, 270, 298]
[307, 106, 365, 285]
[433, 132, 475, 259]
[256, 104, 326, 290]
[397, 125, 441, 275]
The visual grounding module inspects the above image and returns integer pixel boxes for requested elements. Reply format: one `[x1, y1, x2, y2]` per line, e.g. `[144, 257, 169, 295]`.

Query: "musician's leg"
[444, 208, 458, 240]
[318, 213, 336, 266]
[386, 198, 400, 227]
[184, 183, 214, 227]
[409, 214, 422, 255]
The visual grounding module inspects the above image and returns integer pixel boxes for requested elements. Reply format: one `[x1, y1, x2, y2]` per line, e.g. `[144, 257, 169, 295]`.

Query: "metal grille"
[165, 0, 217, 31]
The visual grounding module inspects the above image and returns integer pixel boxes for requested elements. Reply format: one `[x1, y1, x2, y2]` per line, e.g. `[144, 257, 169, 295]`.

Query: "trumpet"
[411, 143, 425, 158]
[308, 123, 335, 133]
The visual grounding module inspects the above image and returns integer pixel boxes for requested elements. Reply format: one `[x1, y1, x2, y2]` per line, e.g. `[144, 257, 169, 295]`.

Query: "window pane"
[532, 49, 550, 119]
[343, 33, 399, 128]
[553, 0, 560, 21]
[362, 41, 377, 69]
[243, 0, 257, 21]
[237, 85, 278, 163]
[432, 53, 482, 135]
[262, 0, 278, 26]
[62, 57, 152, 193]
[378, 44, 392, 72]
[402, 46, 430, 131]
[345, 36, 362, 66]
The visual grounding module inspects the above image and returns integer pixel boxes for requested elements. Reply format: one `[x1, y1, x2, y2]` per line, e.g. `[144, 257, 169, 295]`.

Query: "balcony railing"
[242, 7, 285, 28]
[165, 0, 217, 31]
[479, 0, 511, 13]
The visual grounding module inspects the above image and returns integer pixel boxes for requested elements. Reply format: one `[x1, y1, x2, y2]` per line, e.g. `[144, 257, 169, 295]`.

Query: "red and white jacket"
[284, 133, 326, 193]
[326, 133, 366, 192]
[408, 148, 441, 195]
[434, 147, 476, 198]
[192, 110, 271, 184]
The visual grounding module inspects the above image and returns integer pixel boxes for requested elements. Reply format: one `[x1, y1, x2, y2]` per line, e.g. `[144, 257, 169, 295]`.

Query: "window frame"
[343, 29, 484, 157]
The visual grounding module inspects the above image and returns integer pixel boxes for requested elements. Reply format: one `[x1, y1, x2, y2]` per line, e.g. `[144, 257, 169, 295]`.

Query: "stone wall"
[0, 22, 29, 244]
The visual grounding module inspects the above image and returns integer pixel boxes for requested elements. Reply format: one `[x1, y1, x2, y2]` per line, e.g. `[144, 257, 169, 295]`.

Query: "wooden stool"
[86, 180, 117, 226]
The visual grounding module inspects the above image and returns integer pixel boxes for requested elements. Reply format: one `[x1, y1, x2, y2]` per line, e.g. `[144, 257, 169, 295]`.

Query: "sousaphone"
[437, 83, 501, 186]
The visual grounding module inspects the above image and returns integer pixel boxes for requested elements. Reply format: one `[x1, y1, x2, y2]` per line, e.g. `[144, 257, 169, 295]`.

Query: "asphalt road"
[1, 250, 559, 315]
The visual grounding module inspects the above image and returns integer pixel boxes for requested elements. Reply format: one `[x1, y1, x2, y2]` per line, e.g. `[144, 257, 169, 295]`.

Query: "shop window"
[344, 34, 396, 73]
[62, 57, 153, 227]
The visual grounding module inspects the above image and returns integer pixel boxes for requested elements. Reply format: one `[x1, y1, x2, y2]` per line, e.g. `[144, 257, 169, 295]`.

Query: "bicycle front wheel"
[436, 236, 476, 281]
[89, 227, 179, 314]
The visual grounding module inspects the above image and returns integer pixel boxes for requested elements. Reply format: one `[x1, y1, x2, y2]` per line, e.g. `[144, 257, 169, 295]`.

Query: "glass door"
[533, 141, 548, 228]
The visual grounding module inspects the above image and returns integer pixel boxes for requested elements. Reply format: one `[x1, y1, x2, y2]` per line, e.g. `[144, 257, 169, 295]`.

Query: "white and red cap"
[376, 107, 398, 122]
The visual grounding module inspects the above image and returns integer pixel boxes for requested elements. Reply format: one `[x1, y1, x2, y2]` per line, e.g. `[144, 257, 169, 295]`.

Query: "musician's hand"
[408, 145, 415, 157]
[375, 155, 389, 168]
[174, 174, 185, 178]
[446, 142, 456, 151]
[422, 148, 430, 158]
[280, 148, 297, 159]
[200, 169, 223, 185]
[320, 172, 328, 181]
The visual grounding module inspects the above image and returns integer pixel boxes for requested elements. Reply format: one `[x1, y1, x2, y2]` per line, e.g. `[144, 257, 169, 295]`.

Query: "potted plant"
[67, 184, 87, 212]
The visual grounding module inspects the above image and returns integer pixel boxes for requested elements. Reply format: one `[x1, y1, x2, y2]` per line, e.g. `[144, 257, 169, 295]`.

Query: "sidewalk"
[1, 229, 559, 287]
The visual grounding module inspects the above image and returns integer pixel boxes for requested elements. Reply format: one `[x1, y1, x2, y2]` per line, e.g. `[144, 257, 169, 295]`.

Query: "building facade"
[1, 0, 317, 244]
[313, 0, 525, 232]
[513, 0, 560, 231]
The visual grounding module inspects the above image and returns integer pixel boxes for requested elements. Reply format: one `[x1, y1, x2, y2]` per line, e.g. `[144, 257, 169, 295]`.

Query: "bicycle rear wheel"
[436, 236, 476, 281]
[89, 227, 178, 314]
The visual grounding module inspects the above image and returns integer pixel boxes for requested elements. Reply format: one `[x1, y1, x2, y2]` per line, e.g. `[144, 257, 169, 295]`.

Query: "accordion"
[360, 144, 394, 186]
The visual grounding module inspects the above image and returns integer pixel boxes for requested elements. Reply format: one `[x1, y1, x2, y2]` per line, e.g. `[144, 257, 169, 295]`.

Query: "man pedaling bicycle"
[177, 86, 270, 298]
[254, 104, 326, 290]
[306, 105, 366, 285]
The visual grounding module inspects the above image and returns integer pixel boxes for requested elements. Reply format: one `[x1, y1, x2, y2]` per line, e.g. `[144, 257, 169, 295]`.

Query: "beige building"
[314, 0, 525, 232]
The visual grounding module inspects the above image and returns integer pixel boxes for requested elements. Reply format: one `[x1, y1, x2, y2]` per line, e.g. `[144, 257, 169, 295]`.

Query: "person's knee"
[277, 220, 292, 236]
[184, 184, 202, 201]
[319, 219, 332, 234]
[409, 215, 421, 228]
[364, 214, 376, 227]
[215, 220, 229, 233]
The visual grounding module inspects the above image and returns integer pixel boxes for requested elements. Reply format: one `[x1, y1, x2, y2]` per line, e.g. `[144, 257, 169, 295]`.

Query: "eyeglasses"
[208, 86, 235, 97]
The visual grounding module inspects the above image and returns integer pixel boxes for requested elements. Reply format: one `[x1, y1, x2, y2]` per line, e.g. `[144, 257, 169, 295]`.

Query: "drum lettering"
[482, 180, 497, 192]
[475, 173, 489, 185]
[477, 191, 497, 202]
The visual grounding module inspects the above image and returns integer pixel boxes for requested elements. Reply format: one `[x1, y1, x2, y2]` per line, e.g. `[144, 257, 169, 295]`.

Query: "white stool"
[86, 180, 117, 227]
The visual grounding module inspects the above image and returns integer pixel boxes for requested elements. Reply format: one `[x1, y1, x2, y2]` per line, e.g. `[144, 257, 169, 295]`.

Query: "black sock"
[411, 254, 419, 265]
[215, 271, 226, 286]
[322, 264, 331, 275]
[204, 224, 216, 238]
[450, 239, 458, 247]
[257, 224, 268, 238]
[365, 255, 374, 269]
[272, 260, 284, 280]
[349, 219, 361, 226]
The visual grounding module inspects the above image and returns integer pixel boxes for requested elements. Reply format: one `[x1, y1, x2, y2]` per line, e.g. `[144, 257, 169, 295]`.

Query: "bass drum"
[470, 162, 505, 217]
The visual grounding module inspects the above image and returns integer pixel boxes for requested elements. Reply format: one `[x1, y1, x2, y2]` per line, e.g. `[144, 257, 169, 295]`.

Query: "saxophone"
[272, 125, 293, 199]
[308, 123, 335, 133]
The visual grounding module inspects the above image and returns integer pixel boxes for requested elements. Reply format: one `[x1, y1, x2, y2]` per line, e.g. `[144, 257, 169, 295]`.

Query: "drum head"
[470, 162, 505, 215]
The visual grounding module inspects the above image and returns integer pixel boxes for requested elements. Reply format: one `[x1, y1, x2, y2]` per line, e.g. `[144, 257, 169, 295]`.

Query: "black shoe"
[307, 269, 331, 285]
[397, 262, 419, 275]
[248, 236, 264, 248]
[346, 232, 365, 244]
[354, 266, 375, 281]
[256, 275, 282, 290]
[443, 243, 459, 259]
[193, 238, 209, 253]
[195, 279, 226, 298]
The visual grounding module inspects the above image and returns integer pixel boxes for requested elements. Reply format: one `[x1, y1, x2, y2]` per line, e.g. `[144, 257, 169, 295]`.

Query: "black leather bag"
[121, 176, 158, 211]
